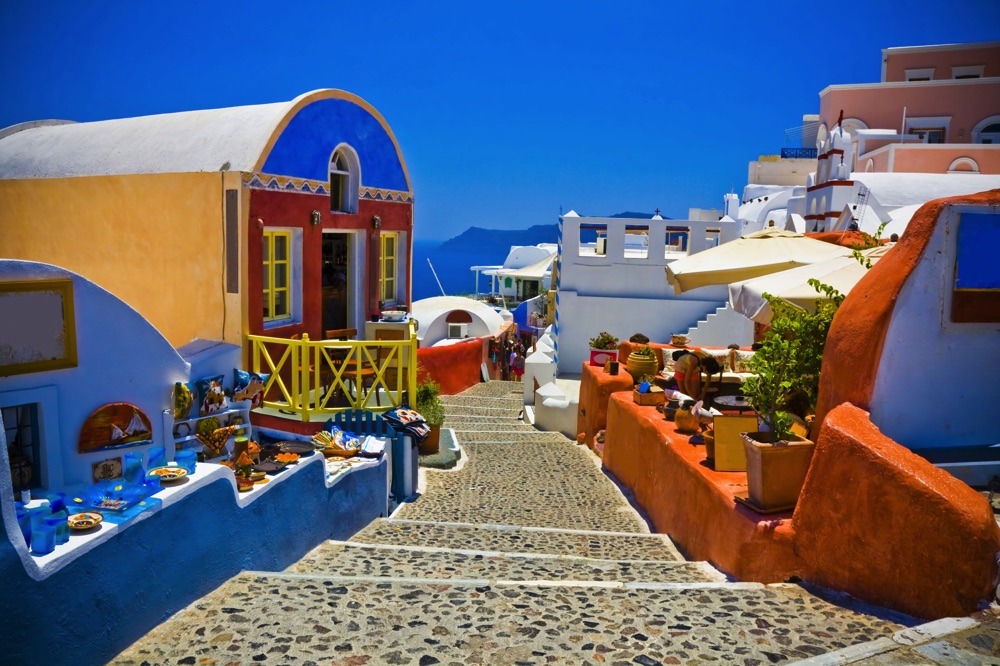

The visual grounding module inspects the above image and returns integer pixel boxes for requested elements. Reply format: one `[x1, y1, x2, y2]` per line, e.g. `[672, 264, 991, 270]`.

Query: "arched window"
[445, 310, 473, 324]
[972, 116, 1000, 144]
[948, 157, 980, 173]
[329, 144, 360, 214]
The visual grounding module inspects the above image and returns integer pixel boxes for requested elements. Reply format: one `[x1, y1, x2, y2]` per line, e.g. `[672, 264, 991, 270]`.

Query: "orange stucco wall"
[820, 83, 1000, 144]
[816, 189, 1000, 426]
[417, 339, 485, 395]
[577, 363, 633, 450]
[884, 45, 1000, 82]
[602, 394, 1000, 618]
[0, 172, 244, 348]
[794, 403, 1000, 619]
[603, 394, 800, 581]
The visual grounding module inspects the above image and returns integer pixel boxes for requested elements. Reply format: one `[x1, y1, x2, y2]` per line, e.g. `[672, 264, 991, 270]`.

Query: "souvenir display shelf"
[171, 400, 252, 452]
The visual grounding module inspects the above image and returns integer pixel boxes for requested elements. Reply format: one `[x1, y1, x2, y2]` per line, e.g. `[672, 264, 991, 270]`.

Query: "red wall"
[247, 188, 413, 340]
[417, 340, 483, 395]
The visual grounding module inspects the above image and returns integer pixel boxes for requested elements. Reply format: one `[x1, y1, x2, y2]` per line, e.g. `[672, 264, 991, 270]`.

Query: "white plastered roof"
[411, 296, 505, 340]
[0, 97, 301, 179]
[852, 172, 1000, 210]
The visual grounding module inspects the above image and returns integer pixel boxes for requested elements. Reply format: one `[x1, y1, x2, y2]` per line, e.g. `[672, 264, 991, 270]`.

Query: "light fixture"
[310, 210, 322, 226]
[372, 215, 382, 229]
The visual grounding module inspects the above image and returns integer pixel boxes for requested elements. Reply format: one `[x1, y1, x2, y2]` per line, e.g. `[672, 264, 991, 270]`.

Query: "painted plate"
[67, 512, 104, 530]
[252, 460, 287, 474]
[279, 441, 315, 456]
[146, 466, 189, 482]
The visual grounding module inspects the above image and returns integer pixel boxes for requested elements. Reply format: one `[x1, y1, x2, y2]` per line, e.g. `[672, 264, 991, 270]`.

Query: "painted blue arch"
[262, 98, 409, 192]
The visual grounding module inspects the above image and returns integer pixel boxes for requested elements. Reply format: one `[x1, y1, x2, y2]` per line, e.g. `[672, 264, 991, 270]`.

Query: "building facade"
[0, 89, 414, 350]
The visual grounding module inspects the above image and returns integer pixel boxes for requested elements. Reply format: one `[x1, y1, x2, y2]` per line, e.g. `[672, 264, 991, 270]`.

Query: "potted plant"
[739, 285, 842, 510]
[588, 331, 619, 367]
[626, 344, 659, 379]
[415, 378, 446, 454]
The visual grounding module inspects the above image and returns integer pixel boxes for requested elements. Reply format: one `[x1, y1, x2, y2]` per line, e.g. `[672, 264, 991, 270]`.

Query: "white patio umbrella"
[664, 229, 853, 295]
[728, 245, 893, 324]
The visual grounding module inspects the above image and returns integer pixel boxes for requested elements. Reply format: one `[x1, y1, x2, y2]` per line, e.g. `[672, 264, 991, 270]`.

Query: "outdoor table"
[713, 394, 753, 414]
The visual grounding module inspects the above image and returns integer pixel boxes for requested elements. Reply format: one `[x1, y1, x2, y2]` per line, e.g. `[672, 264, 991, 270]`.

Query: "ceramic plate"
[147, 466, 189, 482]
[279, 441, 315, 456]
[67, 512, 103, 530]
[252, 460, 287, 474]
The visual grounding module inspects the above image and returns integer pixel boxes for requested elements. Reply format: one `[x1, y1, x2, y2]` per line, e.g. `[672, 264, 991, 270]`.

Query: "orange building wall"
[794, 403, 1000, 619]
[0, 172, 242, 348]
[820, 83, 1000, 144]
[884, 44, 1000, 81]
[416, 339, 484, 395]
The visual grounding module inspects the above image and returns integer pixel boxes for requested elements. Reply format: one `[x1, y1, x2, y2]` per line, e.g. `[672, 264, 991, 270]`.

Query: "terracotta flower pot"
[741, 431, 816, 510]
[419, 426, 441, 455]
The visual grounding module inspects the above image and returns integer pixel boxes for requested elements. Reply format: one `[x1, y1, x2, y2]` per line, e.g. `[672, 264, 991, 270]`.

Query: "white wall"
[869, 203, 1000, 449]
[421, 313, 494, 347]
[556, 290, 728, 374]
[0, 260, 190, 489]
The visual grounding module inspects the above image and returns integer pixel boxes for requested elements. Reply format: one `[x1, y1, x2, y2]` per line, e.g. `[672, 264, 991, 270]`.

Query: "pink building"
[804, 42, 1000, 230]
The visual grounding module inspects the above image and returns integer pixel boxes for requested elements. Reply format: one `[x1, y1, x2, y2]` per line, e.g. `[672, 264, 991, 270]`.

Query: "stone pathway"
[113, 380, 927, 665]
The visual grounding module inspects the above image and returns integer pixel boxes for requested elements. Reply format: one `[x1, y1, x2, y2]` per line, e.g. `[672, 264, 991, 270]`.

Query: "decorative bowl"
[146, 466, 188, 483]
[671, 334, 689, 347]
[380, 310, 407, 322]
[67, 512, 104, 530]
[275, 452, 300, 464]
[236, 477, 254, 492]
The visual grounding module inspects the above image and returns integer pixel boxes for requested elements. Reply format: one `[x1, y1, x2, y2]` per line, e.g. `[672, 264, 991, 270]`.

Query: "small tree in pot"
[740, 281, 843, 509]
[415, 378, 446, 454]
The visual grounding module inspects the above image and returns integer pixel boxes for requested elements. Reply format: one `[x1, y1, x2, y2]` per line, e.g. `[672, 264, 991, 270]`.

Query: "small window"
[952, 65, 985, 79]
[912, 128, 946, 144]
[263, 230, 292, 321]
[3, 404, 41, 492]
[379, 232, 398, 305]
[905, 68, 934, 81]
[952, 212, 1000, 323]
[329, 145, 360, 214]
[976, 122, 1000, 145]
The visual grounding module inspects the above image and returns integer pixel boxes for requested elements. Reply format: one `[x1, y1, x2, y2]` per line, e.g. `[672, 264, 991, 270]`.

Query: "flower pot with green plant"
[415, 378, 446, 454]
[588, 331, 619, 367]
[626, 344, 659, 379]
[740, 284, 843, 510]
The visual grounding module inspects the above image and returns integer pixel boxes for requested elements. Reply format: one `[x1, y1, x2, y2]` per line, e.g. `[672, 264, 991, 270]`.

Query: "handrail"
[247, 321, 418, 421]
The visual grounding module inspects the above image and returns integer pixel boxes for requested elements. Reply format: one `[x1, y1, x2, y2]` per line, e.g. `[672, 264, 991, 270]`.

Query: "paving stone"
[453, 430, 572, 443]
[396, 441, 645, 531]
[440, 395, 523, 409]
[440, 404, 525, 418]
[111, 574, 907, 666]
[289, 542, 716, 582]
[351, 520, 679, 560]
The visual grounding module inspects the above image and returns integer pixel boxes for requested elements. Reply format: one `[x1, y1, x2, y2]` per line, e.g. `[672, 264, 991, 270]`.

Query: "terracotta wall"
[416, 339, 484, 395]
[794, 403, 1000, 619]
[577, 363, 633, 450]
[602, 395, 1000, 619]
[884, 45, 1000, 81]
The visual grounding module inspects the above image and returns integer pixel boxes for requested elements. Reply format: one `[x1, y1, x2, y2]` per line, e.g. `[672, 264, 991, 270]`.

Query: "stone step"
[112, 573, 910, 666]
[453, 430, 572, 444]
[350, 519, 676, 560]
[448, 422, 538, 433]
[456, 381, 523, 398]
[397, 441, 648, 531]
[441, 395, 524, 408]
[441, 404, 524, 418]
[288, 540, 724, 583]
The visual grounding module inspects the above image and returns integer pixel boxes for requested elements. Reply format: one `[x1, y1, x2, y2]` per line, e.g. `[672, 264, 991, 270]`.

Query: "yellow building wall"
[1, 172, 245, 349]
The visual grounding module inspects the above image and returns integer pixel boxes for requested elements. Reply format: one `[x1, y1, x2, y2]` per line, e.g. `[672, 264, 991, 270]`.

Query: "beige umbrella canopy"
[728, 245, 893, 324]
[664, 229, 853, 295]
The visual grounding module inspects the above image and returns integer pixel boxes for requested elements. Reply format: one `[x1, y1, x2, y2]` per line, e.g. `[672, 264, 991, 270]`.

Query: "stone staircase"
[685, 303, 754, 347]
[112, 380, 918, 665]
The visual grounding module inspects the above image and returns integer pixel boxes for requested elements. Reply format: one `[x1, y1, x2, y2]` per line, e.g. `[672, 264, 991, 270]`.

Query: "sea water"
[411, 240, 511, 301]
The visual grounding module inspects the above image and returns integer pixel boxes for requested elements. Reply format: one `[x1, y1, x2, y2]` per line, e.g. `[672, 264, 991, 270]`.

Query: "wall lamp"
[310, 210, 322, 226]
[372, 215, 382, 229]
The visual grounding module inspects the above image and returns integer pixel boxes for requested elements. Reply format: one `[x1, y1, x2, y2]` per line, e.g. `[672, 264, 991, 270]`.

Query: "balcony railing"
[247, 323, 417, 421]
[781, 147, 818, 159]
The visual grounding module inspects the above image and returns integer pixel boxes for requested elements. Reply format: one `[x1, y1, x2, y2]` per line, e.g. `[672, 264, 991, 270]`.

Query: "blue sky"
[2, 1, 997, 240]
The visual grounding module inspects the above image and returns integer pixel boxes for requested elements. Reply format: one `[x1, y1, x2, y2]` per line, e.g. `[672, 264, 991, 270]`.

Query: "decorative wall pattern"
[243, 172, 413, 203]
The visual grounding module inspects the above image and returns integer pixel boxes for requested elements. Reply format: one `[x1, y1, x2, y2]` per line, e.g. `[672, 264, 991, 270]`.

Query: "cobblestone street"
[112, 381, 974, 665]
